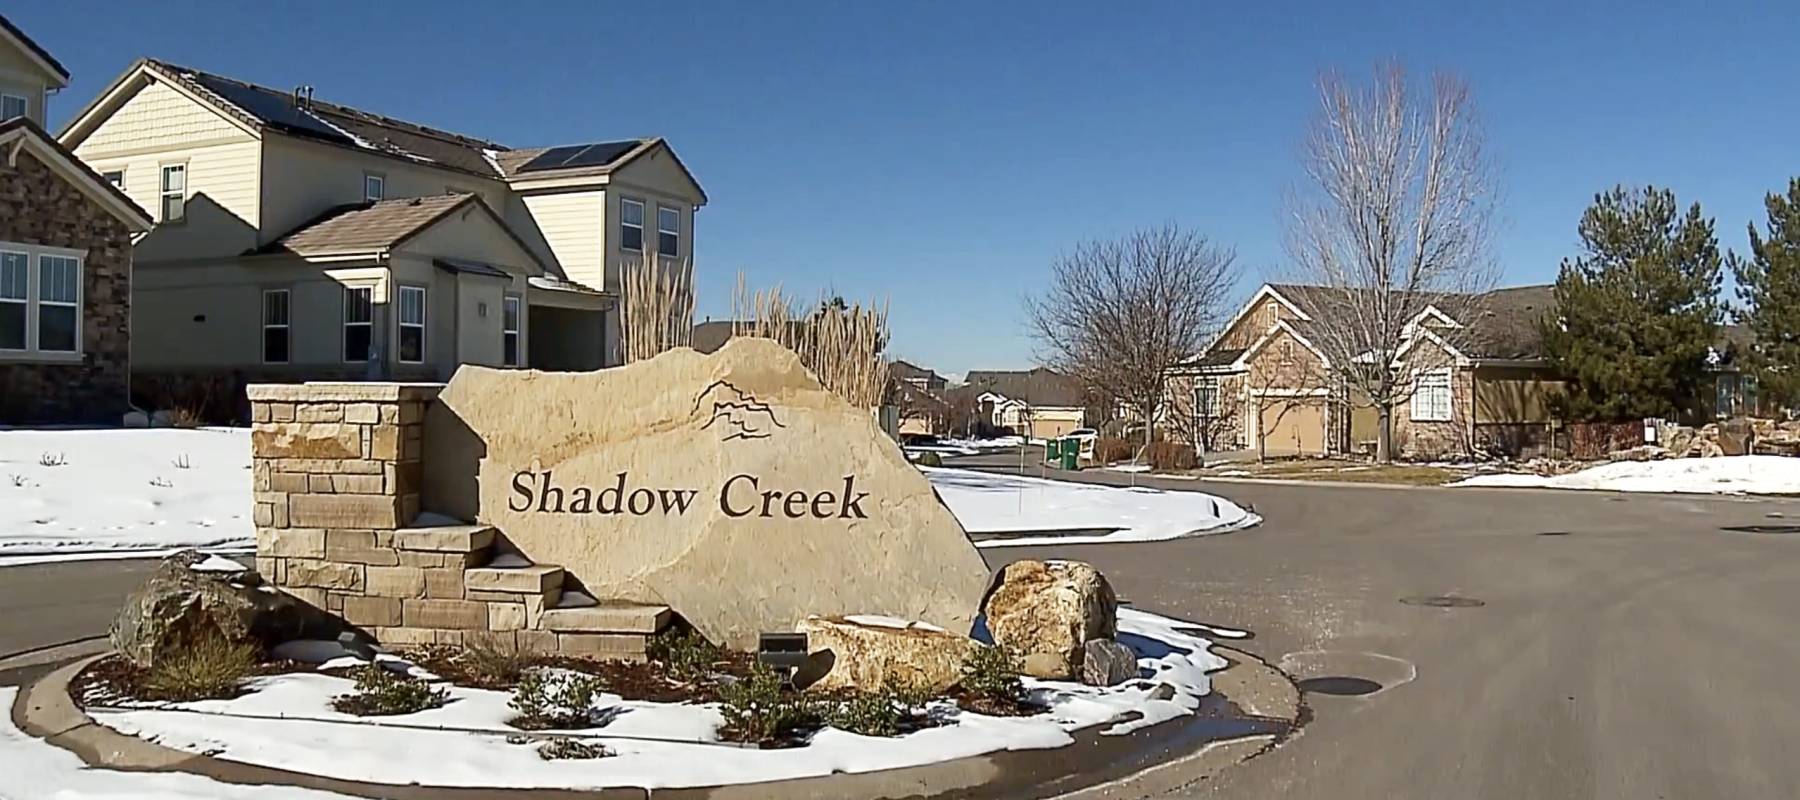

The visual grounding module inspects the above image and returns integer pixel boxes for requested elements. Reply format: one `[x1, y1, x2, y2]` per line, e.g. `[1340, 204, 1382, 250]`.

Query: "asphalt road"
[7, 467, 1800, 798]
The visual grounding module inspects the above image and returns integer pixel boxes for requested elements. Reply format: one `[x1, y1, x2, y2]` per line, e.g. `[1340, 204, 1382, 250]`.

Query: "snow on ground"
[1452, 455, 1800, 495]
[86, 609, 1225, 791]
[0, 687, 357, 799]
[0, 428, 253, 566]
[925, 467, 1259, 547]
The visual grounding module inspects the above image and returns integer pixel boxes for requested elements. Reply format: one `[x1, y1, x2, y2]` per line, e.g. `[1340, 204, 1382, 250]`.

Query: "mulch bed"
[69, 654, 320, 708]
[400, 645, 757, 704]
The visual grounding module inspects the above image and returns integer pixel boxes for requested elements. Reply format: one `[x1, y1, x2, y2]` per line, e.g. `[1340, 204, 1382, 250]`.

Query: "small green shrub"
[716, 665, 822, 744]
[331, 665, 450, 716]
[820, 686, 931, 737]
[142, 631, 258, 701]
[538, 737, 611, 760]
[648, 628, 724, 683]
[509, 670, 606, 729]
[960, 644, 1026, 707]
[912, 451, 944, 467]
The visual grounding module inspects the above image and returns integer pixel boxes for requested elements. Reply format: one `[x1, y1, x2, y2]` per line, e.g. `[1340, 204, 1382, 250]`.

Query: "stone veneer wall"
[0, 147, 132, 424]
[248, 381, 666, 657]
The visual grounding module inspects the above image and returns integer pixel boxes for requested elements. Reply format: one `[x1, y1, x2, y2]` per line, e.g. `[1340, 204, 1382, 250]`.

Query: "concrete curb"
[15, 646, 1300, 799]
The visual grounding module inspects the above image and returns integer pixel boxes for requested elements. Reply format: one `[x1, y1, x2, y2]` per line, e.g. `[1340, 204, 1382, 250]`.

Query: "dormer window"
[364, 172, 385, 202]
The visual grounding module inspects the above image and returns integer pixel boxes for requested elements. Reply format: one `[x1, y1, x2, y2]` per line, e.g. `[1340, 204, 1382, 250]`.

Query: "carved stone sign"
[424, 338, 990, 649]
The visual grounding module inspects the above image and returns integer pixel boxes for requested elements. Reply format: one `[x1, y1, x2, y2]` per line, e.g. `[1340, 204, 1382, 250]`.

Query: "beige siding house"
[0, 14, 66, 126]
[1167, 283, 1566, 460]
[965, 368, 1091, 440]
[57, 59, 705, 413]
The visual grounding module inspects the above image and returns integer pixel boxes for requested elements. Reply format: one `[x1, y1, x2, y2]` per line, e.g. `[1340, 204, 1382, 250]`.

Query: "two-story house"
[56, 59, 704, 412]
[0, 15, 153, 423]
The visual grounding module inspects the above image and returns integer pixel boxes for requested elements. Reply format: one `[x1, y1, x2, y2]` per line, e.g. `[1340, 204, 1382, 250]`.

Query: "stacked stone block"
[248, 382, 670, 660]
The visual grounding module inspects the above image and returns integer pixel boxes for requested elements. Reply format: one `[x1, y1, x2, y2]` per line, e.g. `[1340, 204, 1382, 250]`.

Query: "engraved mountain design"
[693, 380, 787, 442]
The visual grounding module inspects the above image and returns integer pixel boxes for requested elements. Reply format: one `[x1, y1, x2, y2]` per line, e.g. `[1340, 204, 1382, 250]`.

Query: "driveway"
[8, 469, 1800, 798]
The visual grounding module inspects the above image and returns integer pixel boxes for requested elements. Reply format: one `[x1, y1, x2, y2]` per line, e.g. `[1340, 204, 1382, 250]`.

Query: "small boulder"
[1081, 639, 1140, 686]
[122, 410, 149, 429]
[111, 550, 353, 669]
[982, 559, 1118, 680]
[794, 615, 980, 694]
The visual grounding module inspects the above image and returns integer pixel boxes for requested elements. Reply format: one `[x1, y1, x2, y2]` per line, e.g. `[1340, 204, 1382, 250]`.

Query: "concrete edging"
[14, 646, 1300, 799]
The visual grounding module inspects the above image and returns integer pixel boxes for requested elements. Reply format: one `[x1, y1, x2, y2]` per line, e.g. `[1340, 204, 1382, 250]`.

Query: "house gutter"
[1470, 358, 1550, 369]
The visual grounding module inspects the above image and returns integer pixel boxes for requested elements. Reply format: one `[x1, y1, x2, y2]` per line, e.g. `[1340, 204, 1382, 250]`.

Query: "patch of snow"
[189, 554, 248, 572]
[1451, 456, 1800, 495]
[0, 428, 253, 565]
[842, 614, 948, 633]
[1105, 464, 1152, 474]
[0, 687, 356, 798]
[88, 610, 1224, 791]
[923, 468, 1259, 547]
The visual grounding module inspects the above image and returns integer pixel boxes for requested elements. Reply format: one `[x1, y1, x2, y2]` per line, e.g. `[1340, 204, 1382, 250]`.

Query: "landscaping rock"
[1081, 639, 1140, 686]
[425, 338, 991, 649]
[794, 615, 981, 694]
[1607, 445, 1667, 462]
[983, 559, 1118, 680]
[1717, 418, 1754, 456]
[111, 550, 354, 669]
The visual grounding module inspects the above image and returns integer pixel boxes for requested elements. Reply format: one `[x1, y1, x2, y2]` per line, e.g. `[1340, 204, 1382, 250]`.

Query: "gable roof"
[1244, 282, 1559, 362]
[889, 360, 941, 382]
[0, 117, 151, 232]
[260, 193, 541, 273]
[59, 60, 705, 201]
[964, 368, 1089, 408]
[0, 14, 69, 85]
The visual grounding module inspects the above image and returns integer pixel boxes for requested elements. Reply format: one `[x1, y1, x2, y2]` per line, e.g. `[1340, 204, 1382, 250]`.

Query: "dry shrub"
[1094, 437, 1135, 464]
[732, 274, 889, 409]
[165, 405, 206, 429]
[621, 252, 695, 364]
[143, 630, 258, 701]
[1146, 441, 1197, 471]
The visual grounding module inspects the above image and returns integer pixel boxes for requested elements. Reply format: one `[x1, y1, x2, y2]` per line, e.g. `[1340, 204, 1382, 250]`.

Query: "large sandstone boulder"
[794, 615, 982, 694]
[111, 551, 352, 669]
[423, 338, 991, 649]
[982, 560, 1118, 680]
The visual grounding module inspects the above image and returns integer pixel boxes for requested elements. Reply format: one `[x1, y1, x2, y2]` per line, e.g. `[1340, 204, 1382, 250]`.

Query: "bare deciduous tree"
[1025, 224, 1238, 453]
[1283, 62, 1499, 462]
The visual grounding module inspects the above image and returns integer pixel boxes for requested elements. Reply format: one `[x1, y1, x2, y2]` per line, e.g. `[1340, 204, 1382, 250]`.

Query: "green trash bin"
[1044, 438, 1061, 463]
[1060, 437, 1081, 470]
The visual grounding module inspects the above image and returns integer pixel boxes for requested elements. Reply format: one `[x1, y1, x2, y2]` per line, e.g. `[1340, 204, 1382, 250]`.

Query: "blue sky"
[18, 1, 1798, 376]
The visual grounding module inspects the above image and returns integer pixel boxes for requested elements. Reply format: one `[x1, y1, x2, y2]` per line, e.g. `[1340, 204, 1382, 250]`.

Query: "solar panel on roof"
[188, 74, 353, 145]
[517, 140, 640, 173]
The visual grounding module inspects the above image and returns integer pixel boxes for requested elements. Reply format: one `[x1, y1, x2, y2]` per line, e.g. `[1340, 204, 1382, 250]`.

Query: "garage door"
[1259, 400, 1325, 456]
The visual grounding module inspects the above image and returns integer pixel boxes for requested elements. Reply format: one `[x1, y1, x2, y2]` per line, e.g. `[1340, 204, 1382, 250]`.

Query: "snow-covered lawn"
[0, 685, 356, 799]
[925, 467, 1259, 547]
[1452, 456, 1800, 495]
[84, 609, 1223, 792]
[0, 428, 252, 566]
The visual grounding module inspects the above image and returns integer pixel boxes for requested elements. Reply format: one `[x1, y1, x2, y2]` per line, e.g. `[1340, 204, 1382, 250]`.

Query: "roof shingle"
[267, 194, 475, 256]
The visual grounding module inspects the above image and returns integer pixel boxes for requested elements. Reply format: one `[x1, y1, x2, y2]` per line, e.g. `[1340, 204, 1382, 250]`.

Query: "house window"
[397, 285, 425, 364]
[656, 205, 679, 257]
[36, 255, 80, 353]
[1194, 377, 1222, 418]
[1715, 374, 1737, 418]
[343, 286, 373, 362]
[364, 172, 385, 202]
[159, 164, 187, 222]
[620, 198, 644, 251]
[102, 170, 125, 190]
[262, 289, 290, 363]
[1411, 368, 1453, 422]
[502, 294, 521, 367]
[0, 94, 24, 121]
[0, 251, 26, 350]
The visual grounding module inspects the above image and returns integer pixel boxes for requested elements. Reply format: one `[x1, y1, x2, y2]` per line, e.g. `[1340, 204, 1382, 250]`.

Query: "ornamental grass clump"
[330, 665, 450, 716]
[141, 630, 258, 702]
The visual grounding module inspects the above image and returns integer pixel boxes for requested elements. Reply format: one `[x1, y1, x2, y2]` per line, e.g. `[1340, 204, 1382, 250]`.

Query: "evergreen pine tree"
[1730, 177, 1800, 406]
[1542, 186, 1724, 420]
